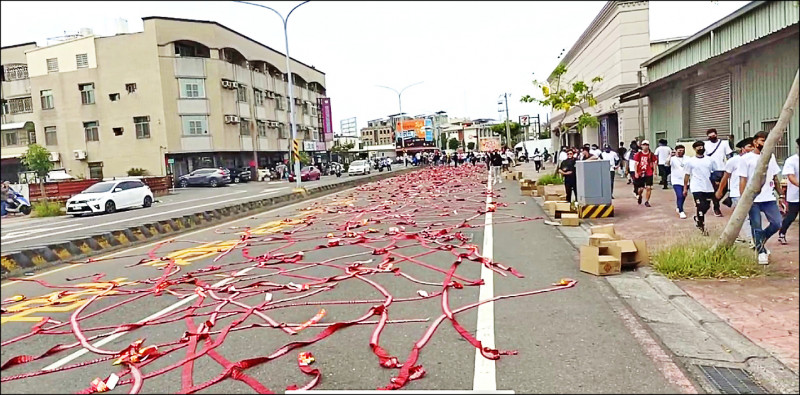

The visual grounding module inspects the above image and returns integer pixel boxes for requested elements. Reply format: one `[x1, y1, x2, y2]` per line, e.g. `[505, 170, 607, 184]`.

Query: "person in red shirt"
[633, 140, 658, 207]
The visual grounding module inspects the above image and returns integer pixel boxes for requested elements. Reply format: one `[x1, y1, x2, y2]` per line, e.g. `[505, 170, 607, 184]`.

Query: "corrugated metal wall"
[648, 85, 683, 145]
[649, 1, 799, 81]
[731, 33, 799, 154]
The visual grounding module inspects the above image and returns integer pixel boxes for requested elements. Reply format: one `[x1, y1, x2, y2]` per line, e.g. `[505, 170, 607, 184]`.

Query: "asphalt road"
[0, 168, 404, 253]
[0, 166, 685, 393]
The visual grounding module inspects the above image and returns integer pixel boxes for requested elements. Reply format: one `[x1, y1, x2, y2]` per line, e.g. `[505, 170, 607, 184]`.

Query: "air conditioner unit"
[294, 98, 302, 105]
[230, 81, 239, 89]
[224, 115, 240, 124]
[265, 91, 275, 99]
[268, 121, 279, 127]
[222, 80, 231, 89]
[73, 150, 87, 160]
[48, 152, 60, 162]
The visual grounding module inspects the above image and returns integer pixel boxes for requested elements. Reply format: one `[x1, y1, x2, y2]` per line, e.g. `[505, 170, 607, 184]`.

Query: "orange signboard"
[397, 119, 426, 139]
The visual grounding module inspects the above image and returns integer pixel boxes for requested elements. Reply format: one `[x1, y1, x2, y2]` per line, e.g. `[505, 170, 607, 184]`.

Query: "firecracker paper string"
[1, 165, 574, 393]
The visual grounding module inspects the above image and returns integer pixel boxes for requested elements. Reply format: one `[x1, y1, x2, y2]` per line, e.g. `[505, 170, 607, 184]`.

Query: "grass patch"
[652, 238, 763, 279]
[537, 173, 564, 185]
[32, 200, 64, 217]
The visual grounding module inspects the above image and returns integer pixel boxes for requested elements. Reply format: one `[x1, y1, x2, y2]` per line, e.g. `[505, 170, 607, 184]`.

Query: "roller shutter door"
[688, 74, 731, 138]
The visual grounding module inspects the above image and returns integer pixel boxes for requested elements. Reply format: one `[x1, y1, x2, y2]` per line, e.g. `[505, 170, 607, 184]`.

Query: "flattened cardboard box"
[555, 202, 573, 212]
[588, 233, 615, 246]
[589, 224, 618, 239]
[580, 245, 622, 276]
[601, 239, 649, 266]
[544, 194, 564, 202]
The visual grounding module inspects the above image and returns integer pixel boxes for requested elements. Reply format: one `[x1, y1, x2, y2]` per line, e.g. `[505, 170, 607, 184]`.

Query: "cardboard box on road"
[580, 245, 622, 276]
[588, 233, 615, 246]
[561, 213, 580, 227]
[601, 239, 649, 266]
[544, 194, 563, 202]
[590, 224, 618, 239]
[537, 184, 546, 196]
[555, 202, 573, 212]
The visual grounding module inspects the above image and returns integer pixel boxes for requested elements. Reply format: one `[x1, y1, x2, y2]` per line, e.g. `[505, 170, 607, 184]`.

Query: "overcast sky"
[1, 1, 749, 133]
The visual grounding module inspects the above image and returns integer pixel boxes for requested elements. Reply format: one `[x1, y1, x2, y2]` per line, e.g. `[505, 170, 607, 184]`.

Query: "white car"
[348, 160, 371, 176]
[66, 179, 154, 216]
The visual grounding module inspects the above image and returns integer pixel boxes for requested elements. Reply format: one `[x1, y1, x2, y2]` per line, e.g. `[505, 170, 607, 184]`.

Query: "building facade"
[546, 1, 651, 150]
[620, 1, 799, 162]
[360, 118, 393, 147]
[0, 16, 329, 182]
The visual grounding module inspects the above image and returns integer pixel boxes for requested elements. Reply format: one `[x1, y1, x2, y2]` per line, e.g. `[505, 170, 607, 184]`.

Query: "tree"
[520, 64, 602, 146]
[715, 69, 799, 249]
[298, 151, 312, 166]
[490, 121, 523, 145]
[20, 144, 54, 200]
[467, 142, 476, 151]
[439, 132, 448, 150]
[448, 137, 460, 151]
[331, 142, 354, 153]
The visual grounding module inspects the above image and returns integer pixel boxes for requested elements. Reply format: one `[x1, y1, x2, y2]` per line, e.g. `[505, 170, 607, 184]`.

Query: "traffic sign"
[519, 115, 530, 126]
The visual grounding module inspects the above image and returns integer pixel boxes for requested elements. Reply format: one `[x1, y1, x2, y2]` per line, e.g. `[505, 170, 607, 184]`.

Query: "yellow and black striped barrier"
[292, 139, 301, 162]
[579, 204, 614, 218]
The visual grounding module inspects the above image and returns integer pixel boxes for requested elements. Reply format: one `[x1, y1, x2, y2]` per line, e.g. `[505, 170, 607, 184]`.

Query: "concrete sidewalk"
[516, 161, 799, 376]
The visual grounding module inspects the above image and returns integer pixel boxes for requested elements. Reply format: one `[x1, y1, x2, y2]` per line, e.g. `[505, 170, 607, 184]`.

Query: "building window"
[276, 95, 285, 110]
[40, 89, 54, 109]
[240, 118, 251, 136]
[237, 84, 248, 102]
[182, 115, 208, 136]
[126, 83, 137, 93]
[79, 83, 95, 105]
[3, 131, 18, 146]
[254, 89, 264, 106]
[45, 126, 58, 146]
[3, 64, 28, 81]
[257, 120, 267, 137]
[46, 58, 59, 73]
[76, 53, 89, 68]
[134, 116, 150, 139]
[88, 162, 104, 180]
[179, 78, 204, 98]
[311, 104, 317, 116]
[109, 93, 120, 101]
[113, 127, 124, 136]
[8, 97, 32, 114]
[278, 123, 287, 139]
[763, 120, 790, 163]
[312, 128, 320, 141]
[27, 130, 36, 144]
[84, 121, 99, 141]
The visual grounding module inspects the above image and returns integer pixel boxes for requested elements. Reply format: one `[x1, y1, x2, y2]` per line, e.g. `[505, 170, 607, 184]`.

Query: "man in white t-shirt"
[667, 144, 688, 219]
[778, 137, 799, 245]
[683, 140, 718, 234]
[716, 138, 754, 244]
[589, 144, 603, 159]
[736, 131, 782, 264]
[704, 128, 733, 217]
[600, 145, 620, 197]
[654, 139, 673, 190]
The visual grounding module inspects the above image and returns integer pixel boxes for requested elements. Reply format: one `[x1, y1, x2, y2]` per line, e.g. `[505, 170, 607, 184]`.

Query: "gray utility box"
[576, 159, 612, 205]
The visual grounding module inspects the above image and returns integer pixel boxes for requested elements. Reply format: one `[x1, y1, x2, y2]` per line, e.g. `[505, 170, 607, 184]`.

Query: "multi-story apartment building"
[0, 16, 329, 182]
[360, 118, 394, 146]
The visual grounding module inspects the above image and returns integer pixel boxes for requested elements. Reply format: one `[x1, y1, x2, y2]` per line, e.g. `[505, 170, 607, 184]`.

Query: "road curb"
[527, 191, 799, 394]
[1, 168, 416, 279]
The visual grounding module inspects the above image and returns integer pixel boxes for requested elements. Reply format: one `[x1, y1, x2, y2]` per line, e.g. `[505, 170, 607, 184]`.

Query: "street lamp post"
[377, 81, 423, 154]
[498, 93, 511, 147]
[235, 0, 309, 189]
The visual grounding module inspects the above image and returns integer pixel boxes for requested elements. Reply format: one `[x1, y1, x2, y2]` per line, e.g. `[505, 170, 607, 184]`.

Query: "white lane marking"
[473, 170, 496, 391]
[2, 223, 84, 240]
[0, 189, 288, 246]
[0, 183, 359, 288]
[41, 267, 254, 371]
[287, 392, 514, 394]
[155, 190, 248, 207]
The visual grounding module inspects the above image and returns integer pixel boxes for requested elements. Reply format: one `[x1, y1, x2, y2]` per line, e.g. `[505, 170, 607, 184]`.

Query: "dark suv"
[177, 168, 231, 188]
[227, 167, 252, 183]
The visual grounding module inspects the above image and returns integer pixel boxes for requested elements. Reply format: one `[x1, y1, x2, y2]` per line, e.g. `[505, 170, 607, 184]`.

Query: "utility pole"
[504, 93, 511, 147]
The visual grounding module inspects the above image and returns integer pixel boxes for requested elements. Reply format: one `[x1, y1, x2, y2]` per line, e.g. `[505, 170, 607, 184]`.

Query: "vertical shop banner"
[320, 98, 333, 142]
[425, 118, 433, 141]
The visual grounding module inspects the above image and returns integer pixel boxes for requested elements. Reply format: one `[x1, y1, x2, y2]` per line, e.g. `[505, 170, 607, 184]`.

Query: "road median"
[0, 168, 416, 279]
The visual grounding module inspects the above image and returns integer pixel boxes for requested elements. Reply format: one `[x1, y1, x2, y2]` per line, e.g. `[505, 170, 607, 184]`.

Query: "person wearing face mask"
[633, 140, 657, 207]
[715, 138, 755, 244]
[667, 145, 688, 219]
[654, 139, 673, 190]
[778, 137, 799, 245]
[735, 131, 783, 265]
[589, 144, 602, 158]
[558, 149, 578, 203]
[600, 145, 620, 197]
[704, 128, 733, 217]
[683, 140, 719, 234]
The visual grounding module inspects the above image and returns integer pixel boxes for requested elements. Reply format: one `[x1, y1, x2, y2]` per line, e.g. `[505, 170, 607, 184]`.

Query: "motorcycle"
[5, 187, 32, 215]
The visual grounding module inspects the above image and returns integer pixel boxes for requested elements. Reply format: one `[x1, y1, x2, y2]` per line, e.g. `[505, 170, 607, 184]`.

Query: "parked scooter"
[5, 187, 32, 215]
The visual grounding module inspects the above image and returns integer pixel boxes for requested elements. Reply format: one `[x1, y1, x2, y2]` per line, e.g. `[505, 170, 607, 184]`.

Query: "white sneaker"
[757, 253, 769, 265]
[679, 212, 687, 219]
[676, 208, 680, 214]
